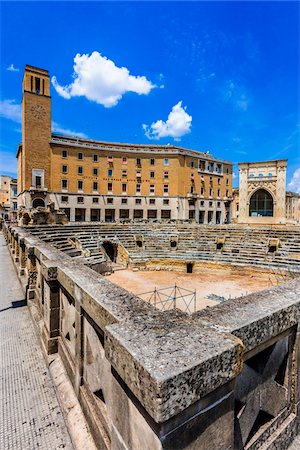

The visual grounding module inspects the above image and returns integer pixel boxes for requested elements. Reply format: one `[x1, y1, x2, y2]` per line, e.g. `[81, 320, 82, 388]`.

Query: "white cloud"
[223, 80, 250, 111]
[51, 51, 156, 107]
[7, 64, 19, 72]
[288, 168, 300, 194]
[143, 101, 192, 141]
[52, 121, 87, 138]
[0, 99, 22, 123]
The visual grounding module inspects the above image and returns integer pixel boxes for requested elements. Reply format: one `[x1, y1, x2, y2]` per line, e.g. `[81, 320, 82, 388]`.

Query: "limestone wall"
[4, 223, 300, 449]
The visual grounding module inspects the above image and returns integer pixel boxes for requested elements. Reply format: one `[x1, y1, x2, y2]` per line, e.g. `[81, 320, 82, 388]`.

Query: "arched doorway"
[102, 241, 118, 262]
[249, 189, 273, 217]
[32, 198, 45, 208]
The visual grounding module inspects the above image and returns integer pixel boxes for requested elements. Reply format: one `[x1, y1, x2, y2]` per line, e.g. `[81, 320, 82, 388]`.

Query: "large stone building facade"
[17, 65, 233, 223]
[237, 160, 287, 225]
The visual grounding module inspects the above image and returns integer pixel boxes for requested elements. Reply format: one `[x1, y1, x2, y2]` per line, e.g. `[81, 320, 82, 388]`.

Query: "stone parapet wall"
[3, 223, 300, 449]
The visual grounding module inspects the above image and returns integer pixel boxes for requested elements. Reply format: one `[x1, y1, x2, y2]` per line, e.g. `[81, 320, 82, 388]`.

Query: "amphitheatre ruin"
[1, 63, 300, 449]
[3, 215, 300, 450]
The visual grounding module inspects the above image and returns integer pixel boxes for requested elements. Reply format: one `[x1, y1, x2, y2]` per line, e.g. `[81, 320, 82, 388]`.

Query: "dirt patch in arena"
[107, 266, 282, 312]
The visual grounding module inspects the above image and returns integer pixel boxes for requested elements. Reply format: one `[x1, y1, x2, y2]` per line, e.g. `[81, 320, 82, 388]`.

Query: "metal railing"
[138, 284, 197, 314]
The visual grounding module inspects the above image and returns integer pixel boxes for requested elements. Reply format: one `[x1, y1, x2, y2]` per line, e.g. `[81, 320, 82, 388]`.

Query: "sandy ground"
[107, 267, 281, 312]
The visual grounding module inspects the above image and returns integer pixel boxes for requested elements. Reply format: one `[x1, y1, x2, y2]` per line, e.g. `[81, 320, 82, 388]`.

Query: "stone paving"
[0, 233, 73, 450]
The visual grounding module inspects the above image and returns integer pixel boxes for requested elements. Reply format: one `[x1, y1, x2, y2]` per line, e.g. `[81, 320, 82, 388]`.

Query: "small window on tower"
[35, 176, 42, 188]
[35, 77, 41, 94]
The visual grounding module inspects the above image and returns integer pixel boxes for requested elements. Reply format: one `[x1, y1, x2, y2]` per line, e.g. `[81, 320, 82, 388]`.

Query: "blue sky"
[0, 1, 299, 189]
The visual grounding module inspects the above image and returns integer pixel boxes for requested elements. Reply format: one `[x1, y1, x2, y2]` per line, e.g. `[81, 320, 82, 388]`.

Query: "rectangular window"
[190, 161, 195, 168]
[163, 199, 169, 205]
[121, 198, 128, 204]
[226, 167, 229, 174]
[217, 201, 221, 208]
[218, 178, 221, 185]
[209, 188, 213, 196]
[226, 189, 229, 197]
[200, 200, 205, 206]
[149, 198, 155, 204]
[150, 158, 155, 166]
[78, 166, 83, 175]
[164, 171, 169, 179]
[92, 197, 99, 203]
[35, 176, 42, 188]
[62, 164, 68, 173]
[35, 77, 41, 93]
[108, 169, 113, 177]
[135, 198, 142, 204]
[217, 189, 220, 197]
[93, 182, 98, 191]
[150, 184, 155, 194]
[91, 209, 100, 221]
[148, 209, 157, 219]
[161, 210, 171, 219]
[93, 168, 98, 176]
[122, 157, 127, 164]
[163, 184, 169, 194]
[93, 154, 98, 162]
[78, 152, 83, 160]
[136, 183, 141, 193]
[136, 158, 141, 166]
[61, 195, 68, 202]
[226, 178, 229, 185]
[107, 197, 113, 204]
[150, 171, 155, 178]
[209, 201, 213, 207]
[62, 150, 68, 158]
[62, 179, 68, 190]
[78, 180, 83, 190]
[201, 187, 204, 195]
[122, 170, 127, 178]
[120, 209, 129, 219]
[164, 158, 169, 166]
[77, 196, 84, 203]
[107, 182, 113, 193]
[122, 183, 127, 193]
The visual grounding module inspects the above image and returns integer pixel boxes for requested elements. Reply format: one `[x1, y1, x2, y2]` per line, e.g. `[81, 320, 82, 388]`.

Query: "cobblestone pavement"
[0, 233, 73, 450]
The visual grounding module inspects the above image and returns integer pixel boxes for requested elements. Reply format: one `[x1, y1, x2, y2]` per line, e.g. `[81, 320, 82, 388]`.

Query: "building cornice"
[50, 134, 232, 165]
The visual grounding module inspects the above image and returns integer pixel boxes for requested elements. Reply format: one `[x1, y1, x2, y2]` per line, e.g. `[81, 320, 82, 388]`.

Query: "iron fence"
[138, 284, 197, 314]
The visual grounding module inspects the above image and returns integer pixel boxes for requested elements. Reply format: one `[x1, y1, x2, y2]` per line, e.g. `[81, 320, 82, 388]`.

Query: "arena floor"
[108, 266, 284, 312]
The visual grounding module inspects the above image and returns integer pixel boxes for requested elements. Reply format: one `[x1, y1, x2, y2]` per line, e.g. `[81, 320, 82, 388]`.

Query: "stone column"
[238, 164, 249, 223]
[41, 261, 61, 354]
[275, 161, 287, 224]
[14, 238, 20, 263]
[27, 248, 37, 300]
[19, 242, 27, 276]
[74, 285, 84, 396]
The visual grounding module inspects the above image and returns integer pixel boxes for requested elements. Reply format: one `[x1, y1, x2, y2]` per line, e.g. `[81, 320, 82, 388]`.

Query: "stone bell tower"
[18, 65, 52, 208]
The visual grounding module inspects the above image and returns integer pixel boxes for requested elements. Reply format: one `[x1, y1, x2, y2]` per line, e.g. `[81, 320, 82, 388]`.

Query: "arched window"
[249, 189, 273, 217]
[32, 198, 45, 208]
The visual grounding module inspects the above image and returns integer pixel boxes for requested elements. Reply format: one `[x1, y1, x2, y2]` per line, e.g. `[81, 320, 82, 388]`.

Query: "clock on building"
[30, 105, 46, 119]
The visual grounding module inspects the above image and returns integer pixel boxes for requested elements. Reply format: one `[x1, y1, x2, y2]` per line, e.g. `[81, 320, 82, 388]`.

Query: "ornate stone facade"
[237, 160, 287, 225]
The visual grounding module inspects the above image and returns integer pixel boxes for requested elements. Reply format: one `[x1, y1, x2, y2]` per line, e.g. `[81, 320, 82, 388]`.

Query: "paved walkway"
[0, 233, 73, 450]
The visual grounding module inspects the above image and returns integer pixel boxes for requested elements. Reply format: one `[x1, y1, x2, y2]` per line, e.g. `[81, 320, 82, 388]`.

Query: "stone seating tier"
[23, 223, 300, 273]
